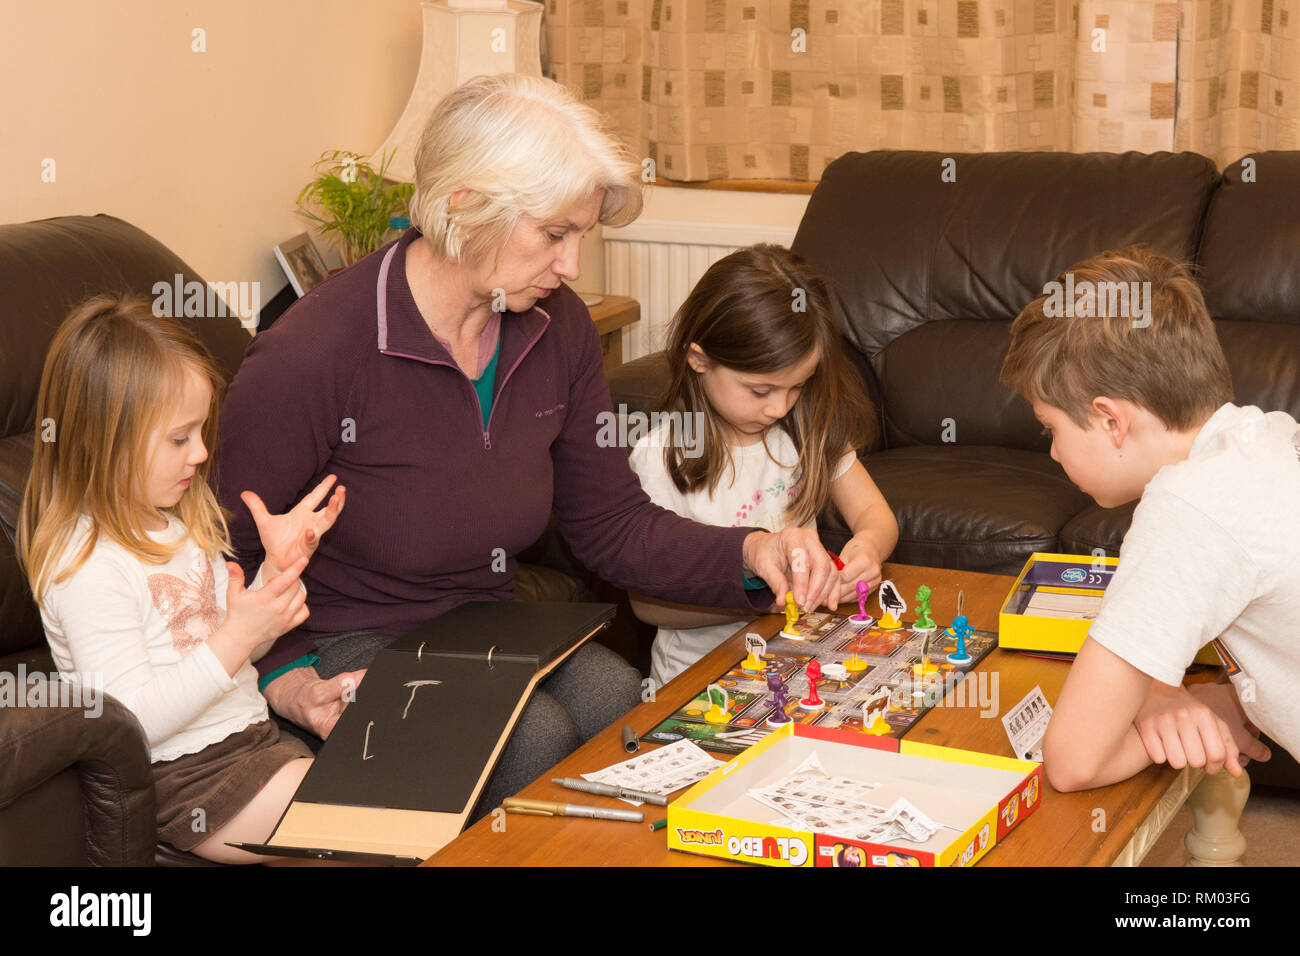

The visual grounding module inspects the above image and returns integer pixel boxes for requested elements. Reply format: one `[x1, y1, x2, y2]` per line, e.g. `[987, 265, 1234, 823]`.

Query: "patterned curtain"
[541, 0, 1295, 182]
[1174, 0, 1300, 166]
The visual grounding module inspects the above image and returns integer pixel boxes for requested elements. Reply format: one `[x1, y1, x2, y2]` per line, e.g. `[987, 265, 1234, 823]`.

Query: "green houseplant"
[296, 149, 414, 267]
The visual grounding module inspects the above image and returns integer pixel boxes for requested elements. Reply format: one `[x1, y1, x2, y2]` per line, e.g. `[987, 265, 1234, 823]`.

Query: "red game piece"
[799, 660, 825, 710]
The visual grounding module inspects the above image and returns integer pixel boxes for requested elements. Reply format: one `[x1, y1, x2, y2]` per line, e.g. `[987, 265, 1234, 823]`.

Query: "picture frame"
[274, 233, 330, 297]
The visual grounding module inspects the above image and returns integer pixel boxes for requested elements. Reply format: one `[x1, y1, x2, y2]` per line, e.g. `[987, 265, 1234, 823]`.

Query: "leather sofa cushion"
[793, 150, 1219, 353]
[877, 320, 1047, 451]
[860, 445, 1093, 575]
[1217, 321, 1300, 419]
[0, 767, 85, 866]
[792, 150, 1220, 446]
[1197, 151, 1300, 326]
[1058, 501, 1137, 556]
[603, 351, 668, 419]
[0, 433, 42, 657]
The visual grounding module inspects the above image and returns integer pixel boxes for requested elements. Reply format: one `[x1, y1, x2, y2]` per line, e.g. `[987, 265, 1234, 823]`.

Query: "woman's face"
[472, 189, 603, 313]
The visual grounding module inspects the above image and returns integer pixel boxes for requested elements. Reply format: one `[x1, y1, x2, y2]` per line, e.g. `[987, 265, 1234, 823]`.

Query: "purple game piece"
[766, 671, 792, 725]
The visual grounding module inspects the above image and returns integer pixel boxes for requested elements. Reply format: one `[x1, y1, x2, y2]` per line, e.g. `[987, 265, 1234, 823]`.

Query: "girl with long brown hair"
[628, 244, 899, 689]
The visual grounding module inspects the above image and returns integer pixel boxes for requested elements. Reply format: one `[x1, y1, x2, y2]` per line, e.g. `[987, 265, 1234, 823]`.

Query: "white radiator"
[602, 219, 799, 363]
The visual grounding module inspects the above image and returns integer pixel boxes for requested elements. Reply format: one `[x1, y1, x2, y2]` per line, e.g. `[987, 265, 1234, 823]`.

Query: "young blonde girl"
[17, 295, 346, 864]
[628, 245, 898, 688]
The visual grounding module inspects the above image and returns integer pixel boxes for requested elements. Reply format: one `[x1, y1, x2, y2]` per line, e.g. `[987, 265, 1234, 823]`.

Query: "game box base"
[667, 723, 1042, 867]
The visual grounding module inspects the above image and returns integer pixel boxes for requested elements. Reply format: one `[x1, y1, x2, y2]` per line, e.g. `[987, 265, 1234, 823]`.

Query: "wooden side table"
[582, 294, 640, 372]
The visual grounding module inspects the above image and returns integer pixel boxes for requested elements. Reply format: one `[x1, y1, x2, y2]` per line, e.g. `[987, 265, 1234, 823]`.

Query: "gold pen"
[502, 797, 643, 823]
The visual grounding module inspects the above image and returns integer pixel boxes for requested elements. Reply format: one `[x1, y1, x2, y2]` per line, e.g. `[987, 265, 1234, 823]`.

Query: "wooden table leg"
[1185, 769, 1250, 866]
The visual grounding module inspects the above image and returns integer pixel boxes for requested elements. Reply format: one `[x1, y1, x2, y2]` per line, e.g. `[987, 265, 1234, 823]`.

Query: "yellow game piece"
[705, 704, 730, 723]
[863, 712, 892, 735]
[912, 659, 940, 678]
[781, 590, 801, 636]
[741, 650, 764, 671]
[844, 653, 869, 672]
[879, 612, 900, 630]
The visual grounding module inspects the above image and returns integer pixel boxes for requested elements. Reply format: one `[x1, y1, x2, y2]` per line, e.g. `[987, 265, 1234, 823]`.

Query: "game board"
[644, 608, 997, 756]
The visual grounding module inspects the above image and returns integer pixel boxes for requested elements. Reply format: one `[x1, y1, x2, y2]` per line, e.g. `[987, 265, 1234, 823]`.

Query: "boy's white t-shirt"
[40, 514, 269, 762]
[628, 419, 855, 688]
[1087, 403, 1300, 759]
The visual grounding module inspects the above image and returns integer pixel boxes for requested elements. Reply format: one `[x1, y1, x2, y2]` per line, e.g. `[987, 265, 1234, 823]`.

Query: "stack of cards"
[746, 752, 944, 844]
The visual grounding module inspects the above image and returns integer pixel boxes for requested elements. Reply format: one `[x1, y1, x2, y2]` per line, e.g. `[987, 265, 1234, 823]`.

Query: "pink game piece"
[852, 580, 873, 621]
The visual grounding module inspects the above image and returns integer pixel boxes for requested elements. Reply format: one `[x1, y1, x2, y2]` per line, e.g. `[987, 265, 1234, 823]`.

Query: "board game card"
[1002, 685, 1052, 762]
[584, 739, 723, 803]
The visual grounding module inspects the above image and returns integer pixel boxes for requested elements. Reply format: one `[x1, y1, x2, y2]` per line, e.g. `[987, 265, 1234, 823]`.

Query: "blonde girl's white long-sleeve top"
[40, 514, 269, 762]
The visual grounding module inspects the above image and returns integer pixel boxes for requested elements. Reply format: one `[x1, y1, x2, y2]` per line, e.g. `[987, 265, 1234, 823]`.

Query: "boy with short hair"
[1000, 247, 1295, 792]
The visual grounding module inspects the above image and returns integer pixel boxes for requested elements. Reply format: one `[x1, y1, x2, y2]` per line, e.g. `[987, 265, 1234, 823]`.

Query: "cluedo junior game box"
[667, 723, 1041, 867]
[999, 552, 1219, 663]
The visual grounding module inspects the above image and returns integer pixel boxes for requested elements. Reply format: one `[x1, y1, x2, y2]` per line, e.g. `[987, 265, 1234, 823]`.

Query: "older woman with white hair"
[218, 73, 838, 814]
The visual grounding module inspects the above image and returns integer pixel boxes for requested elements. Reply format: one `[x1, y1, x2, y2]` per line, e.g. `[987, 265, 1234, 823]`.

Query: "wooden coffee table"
[426, 564, 1248, 867]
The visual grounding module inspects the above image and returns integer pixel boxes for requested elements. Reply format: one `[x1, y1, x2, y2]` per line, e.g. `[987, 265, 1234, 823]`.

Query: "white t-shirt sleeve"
[627, 434, 680, 510]
[1087, 489, 1259, 687]
[46, 556, 236, 747]
[833, 447, 857, 480]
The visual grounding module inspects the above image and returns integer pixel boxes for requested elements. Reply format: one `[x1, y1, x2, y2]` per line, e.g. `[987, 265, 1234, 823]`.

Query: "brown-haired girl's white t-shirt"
[628, 419, 854, 688]
[40, 514, 269, 762]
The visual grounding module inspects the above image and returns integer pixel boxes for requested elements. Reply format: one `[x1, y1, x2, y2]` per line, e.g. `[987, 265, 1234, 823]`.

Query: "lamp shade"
[377, 0, 543, 183]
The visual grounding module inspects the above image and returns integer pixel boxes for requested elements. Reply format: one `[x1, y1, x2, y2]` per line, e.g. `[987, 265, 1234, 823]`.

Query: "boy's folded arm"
[628, 592, 753, 631]
[1042, 637, 1157, 791]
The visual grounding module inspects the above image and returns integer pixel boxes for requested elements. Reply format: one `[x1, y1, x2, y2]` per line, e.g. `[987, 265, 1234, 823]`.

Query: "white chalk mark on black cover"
[403, 679, 443, 719]
[363, 720, 375, 760]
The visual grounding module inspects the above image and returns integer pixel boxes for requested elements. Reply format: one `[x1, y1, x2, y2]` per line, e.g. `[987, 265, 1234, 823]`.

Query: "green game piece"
[914, 585, 935, 629]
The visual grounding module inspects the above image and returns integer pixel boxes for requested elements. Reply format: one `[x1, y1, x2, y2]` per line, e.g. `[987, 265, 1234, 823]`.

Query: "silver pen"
[552, 776, 670, 807]
[502, 797, 643, 822]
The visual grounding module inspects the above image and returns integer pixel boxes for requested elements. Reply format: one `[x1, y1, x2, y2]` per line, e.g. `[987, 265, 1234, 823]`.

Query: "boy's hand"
[1133, 680, 1269, 777]
[833, 535, 884, 604]
[1187, 681, 1272, 764]
[223, 559, 310, 651]
[242, 475, 346, 580]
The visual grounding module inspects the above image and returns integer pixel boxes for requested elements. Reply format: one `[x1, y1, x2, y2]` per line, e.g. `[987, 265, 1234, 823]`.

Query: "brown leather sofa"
[0, 214, 586, 865]
[608, 149, 1300, 789]
[610, 149, 1300, 571]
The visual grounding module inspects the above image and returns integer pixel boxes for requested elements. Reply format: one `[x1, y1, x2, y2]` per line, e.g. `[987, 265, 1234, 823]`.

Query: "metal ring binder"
[417, 642, 425, 661]
[487, 644, 497, 668]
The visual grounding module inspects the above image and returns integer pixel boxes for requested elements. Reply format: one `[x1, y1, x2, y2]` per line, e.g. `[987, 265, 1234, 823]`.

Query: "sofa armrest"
[606, 351, 669, 416]
[0, 682, 156, 866]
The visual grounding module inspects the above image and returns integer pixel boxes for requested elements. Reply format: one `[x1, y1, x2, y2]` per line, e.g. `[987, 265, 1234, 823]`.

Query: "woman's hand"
[833, 534, 884, 603]
[743, 527, 839, 612]
[242, 475, 346, 580]
[263, 666, 367, 739]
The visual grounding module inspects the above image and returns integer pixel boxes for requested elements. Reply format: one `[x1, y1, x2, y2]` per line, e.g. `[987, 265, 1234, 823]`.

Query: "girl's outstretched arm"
[829, 458, 898, 600]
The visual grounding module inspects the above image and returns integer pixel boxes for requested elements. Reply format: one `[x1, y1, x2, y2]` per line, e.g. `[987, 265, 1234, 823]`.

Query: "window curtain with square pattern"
[540, 0, 1296, 181]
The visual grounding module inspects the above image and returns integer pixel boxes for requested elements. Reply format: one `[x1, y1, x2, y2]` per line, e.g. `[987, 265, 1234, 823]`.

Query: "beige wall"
[1, 0, 424, 304]
[0, 1, 807, 311]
